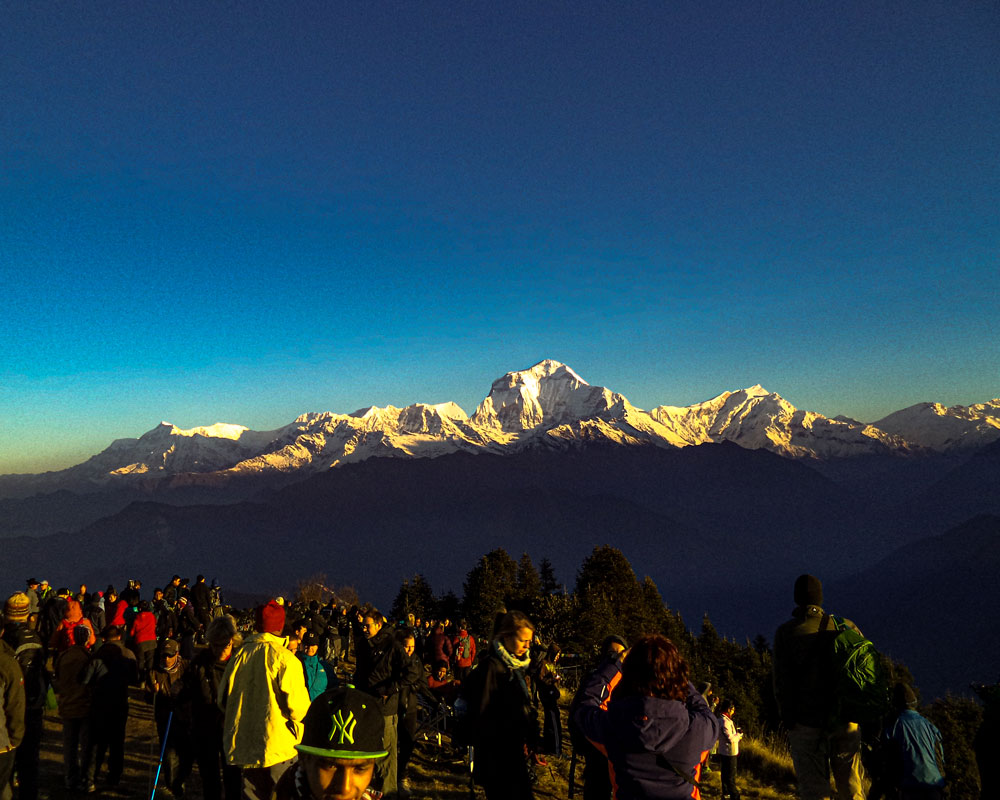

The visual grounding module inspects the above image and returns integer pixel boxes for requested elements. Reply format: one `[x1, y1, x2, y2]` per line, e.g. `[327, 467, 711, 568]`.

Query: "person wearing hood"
[219, 599, 310, 800]
[49, 598, 96, 655]
[572, 634, 720, 800]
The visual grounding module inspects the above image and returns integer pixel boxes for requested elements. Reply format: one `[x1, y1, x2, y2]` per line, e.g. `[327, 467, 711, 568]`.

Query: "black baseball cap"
[295, 688, 388, 760]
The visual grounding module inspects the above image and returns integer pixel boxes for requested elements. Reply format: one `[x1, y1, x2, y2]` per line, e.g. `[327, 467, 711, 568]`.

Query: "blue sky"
[2, 1, 998, 474]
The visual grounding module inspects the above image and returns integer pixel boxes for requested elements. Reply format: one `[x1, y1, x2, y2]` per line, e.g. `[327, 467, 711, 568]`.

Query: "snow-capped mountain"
[1, 359, 996, 499]
[874, 400, 1000, 451]
[651, 386, 912, 458]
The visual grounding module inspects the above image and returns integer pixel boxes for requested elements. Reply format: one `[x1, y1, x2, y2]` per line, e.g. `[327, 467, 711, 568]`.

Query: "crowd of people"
[0, 572, 981, 800]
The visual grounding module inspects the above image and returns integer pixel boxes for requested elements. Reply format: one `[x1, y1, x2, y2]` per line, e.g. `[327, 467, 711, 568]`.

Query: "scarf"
[492, 638, 532, 702]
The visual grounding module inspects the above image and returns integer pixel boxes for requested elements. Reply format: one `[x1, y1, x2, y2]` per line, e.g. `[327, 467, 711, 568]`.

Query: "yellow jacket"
[219, 632, 311, 768]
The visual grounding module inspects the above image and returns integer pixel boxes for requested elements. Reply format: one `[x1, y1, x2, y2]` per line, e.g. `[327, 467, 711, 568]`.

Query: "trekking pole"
[568, 746, 578, 799]
[150, 709, 173, 800]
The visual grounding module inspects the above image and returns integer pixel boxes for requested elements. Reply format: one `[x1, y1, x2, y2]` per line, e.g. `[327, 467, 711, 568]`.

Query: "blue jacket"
[885, 709, 946, 788]
[299, 653, 333, 702]
[573, 659, 720, 800]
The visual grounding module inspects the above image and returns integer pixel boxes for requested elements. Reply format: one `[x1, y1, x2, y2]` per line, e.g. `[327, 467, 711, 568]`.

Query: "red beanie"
[255, 600, 285, 635]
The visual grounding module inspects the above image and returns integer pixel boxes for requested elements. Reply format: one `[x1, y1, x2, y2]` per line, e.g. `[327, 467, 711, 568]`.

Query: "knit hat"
[4, 592, 30, 622]
[255, 600, 286, 635]
[793, 574, 823, 607]
[296, 688, 389, 760]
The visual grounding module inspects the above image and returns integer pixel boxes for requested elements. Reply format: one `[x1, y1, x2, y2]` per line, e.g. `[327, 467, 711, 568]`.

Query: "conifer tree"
[391, 574, 436, 623]
[538, 556, 559, 595]
[515, 552, 542, 614]
[462, 548, 519, 637]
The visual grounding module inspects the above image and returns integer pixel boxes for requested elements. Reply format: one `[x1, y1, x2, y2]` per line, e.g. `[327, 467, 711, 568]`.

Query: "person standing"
[451, 621, 477, 683]
[129, 600, 158, 685]
[717, 699, 743, 800]
[572, 634, 720, 800]
[0, 617, 26, 800]
[883, 684, 945, 800]
[187, 615, 242, 800]
[536, 644, 564, 757]
[568, 634, 627, 800]
[773, 574, 867, 800]
[2, 592, 47, 800]
[351, 607, 406, 800]
[461, 610, 539, 800]
[83, 625, 137, 788]
[395, 630, 425, 797]
[219, 599, 310, 800]
[191, 575, 213, 631]
[149, 639, 192, 797]
[54, 626, 95, 793]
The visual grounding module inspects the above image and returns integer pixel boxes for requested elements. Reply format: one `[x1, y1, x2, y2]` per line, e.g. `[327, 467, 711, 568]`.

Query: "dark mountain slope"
[828, 514, 1000, 699]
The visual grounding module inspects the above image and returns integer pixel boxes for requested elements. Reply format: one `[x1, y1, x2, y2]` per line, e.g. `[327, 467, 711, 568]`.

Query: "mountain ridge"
[2, 360, 997, 502]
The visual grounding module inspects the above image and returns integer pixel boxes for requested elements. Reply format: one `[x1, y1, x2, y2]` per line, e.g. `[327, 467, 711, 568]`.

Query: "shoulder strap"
[655, 755, 702, 789]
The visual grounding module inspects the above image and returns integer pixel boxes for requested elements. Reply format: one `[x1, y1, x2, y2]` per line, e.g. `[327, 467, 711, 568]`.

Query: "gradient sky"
[2, 1, 998, 474]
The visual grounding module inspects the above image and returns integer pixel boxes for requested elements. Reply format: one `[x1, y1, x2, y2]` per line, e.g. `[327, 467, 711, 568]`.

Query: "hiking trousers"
[378, 712, 398, 799]
[787, 722, 866, 800]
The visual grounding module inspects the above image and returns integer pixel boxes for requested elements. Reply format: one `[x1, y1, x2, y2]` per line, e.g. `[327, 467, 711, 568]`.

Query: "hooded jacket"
[218, 632, 310, 769]
[49, 599, 96, 653]
[0, 640, 26, 751]
[573, 659, 720, 800]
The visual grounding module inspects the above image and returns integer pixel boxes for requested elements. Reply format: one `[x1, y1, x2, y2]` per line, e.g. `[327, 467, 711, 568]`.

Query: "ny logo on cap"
[329, 710, 357, 744]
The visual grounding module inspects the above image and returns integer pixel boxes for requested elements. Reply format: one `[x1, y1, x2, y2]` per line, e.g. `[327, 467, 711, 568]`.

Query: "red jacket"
[49, 599, 96, 653]
[452, 629, 477, 668]
[129, 611, 157, 645]
[105, 599, 127, 627]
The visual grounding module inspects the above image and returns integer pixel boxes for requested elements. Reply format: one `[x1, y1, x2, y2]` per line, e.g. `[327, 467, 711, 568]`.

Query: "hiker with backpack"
[773, 573, 887, 800]
[2, 592, 47, 800]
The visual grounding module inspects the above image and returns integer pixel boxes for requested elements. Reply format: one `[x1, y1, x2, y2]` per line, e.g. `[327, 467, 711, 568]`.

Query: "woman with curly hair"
[572, 634, 720, 799]
[461, 610, 539, 800]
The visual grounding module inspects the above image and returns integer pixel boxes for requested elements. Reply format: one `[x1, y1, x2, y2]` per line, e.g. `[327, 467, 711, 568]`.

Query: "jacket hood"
[64, 598, 83, 623]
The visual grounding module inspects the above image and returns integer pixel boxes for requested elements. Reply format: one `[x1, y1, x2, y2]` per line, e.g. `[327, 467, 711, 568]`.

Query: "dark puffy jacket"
[54, 645, 92, 719]
[83, 639, 138, 710]
[0, 640, 26, 751]
[351, 622, 405, 716]
[573, 660, 720, 800]
[427, 630, 453, 666]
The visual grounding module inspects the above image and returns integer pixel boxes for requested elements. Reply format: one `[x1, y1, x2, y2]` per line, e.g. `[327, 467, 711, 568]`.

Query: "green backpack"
[826, 614, 891, 725]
